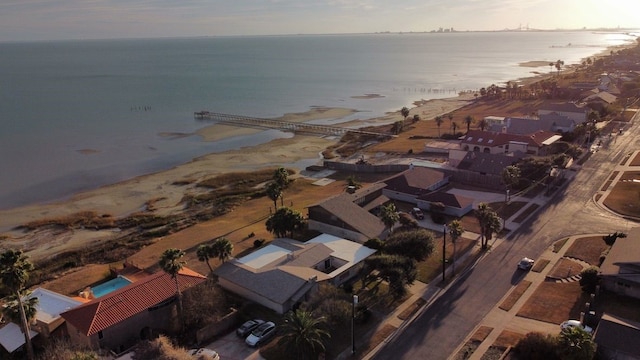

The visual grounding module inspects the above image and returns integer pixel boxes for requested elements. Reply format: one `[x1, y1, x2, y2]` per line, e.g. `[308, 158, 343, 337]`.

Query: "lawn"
[602, 171, 640, 218]
[499, 280, 531, 311]
[546, 258, 584, 280]
[516, 282, 590, 325]
[417, 234, 477, 284]
[531, 259, 550, 273]
[452, 326, 493, 360]
[564, 236, 609, 266]
[552, 238, 569, 253]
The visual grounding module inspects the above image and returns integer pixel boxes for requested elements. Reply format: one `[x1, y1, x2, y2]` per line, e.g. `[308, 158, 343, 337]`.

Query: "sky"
[1, 0, 639, 42]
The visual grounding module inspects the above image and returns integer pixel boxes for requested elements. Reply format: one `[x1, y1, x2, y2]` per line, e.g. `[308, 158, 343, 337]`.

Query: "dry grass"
[471, 326, 494, 342]
[552, 238, 569, 253]
[546, 258, 584, 280]
[630, 152, 640, 166]
[531, 259, 550, 273]
[397, 298, 426, 320]
[417, 235, 476, 283]
[499, 280, 531, 311]
[41, 264, 113, 296]
[603, 171, 640, 218]
[517, 282, 589, 325]
[564, 236, 609, 266]
[493, 330, 525, 349]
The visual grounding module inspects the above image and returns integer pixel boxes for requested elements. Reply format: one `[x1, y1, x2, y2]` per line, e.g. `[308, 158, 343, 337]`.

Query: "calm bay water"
[0, 31, 637, 209]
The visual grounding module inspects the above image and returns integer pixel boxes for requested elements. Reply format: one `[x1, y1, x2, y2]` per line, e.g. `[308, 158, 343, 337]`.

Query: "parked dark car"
[411, 207, 425, 220]
[236, 319, 265, 338]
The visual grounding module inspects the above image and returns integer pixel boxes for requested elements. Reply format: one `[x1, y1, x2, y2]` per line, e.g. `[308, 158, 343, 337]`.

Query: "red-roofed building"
[460, 130, 560, 155]
[61, 268, 206, 353]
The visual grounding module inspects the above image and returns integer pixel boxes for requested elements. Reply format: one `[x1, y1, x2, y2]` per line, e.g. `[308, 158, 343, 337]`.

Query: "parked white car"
[560, 319, 593, 334]
[245, 321, 276, 347]
[188, 348, 220, 360]
[517, 257, 535, 270]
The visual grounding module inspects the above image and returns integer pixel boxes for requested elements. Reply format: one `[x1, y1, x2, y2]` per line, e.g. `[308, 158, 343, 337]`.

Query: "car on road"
[245, 321, 276, 347]
[560, 319, 593, 334]
[236, 319, 265, 338]
[188, 348, 220, 360]
[517, 257, 535, 270]
[411, 207, 424, 220]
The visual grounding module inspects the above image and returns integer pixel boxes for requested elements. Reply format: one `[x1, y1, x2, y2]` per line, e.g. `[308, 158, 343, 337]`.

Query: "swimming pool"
[91, 275, 132, 298]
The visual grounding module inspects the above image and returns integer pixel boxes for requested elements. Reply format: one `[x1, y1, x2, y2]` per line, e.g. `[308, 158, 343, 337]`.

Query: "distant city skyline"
[1, 0, 639, 42]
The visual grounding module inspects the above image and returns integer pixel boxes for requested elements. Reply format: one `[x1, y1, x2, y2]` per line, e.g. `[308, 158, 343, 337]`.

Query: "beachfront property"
[0, 288, 83, 356]
[487, 114, 578, 134]
[214, 234, 376, 315]
[460, 129, 561, 156]
[307, 183, 389, 243]
[61, 268, 206, 353]
[537, 102, 589, 124]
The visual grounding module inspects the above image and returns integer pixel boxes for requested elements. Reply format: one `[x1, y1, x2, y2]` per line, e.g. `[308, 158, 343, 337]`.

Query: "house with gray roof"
[381, 166, 450, 204]
[416, 191, 473, 218]
[214, 234, 377, 314]
[594, 313, 640, 360]
[307, 183, 388, 243]
[538, 102, 588, 124]
[599, 227, 640, 299]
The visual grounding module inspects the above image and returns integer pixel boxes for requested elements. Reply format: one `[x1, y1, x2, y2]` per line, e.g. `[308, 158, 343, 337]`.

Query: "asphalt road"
[373, 114, 639, 360]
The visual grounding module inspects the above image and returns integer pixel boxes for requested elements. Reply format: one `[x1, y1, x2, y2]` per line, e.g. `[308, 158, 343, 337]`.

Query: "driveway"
[206, 331, 264, 360]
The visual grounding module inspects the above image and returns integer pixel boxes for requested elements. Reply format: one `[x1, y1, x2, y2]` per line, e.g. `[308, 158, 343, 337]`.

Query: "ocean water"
[0, 31, 637, 209]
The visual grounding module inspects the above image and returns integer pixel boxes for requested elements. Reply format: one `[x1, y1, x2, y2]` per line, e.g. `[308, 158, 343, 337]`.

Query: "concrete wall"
[324, 161, 408, 173]
[195, 308, 239, 345]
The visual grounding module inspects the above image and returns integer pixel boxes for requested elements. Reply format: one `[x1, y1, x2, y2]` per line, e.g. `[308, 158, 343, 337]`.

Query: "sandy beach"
[0, 95, 472, 262]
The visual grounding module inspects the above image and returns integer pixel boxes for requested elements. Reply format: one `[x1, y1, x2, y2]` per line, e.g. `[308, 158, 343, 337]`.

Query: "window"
[98, 331, 104, 339]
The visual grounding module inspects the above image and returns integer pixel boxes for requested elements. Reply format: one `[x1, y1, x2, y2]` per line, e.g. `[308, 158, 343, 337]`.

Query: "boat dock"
[194, 111, 393, 138]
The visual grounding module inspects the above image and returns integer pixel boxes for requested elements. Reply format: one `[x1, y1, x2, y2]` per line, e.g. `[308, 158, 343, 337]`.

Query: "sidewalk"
[349, 168, 577, 360]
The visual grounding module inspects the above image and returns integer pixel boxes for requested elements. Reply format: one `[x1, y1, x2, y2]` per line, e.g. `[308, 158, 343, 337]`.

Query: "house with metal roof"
[61, 268, 206, 353]
[214, 234, 376, 314]
[307, 183, 388, 243]
[0, 287, 83, 356]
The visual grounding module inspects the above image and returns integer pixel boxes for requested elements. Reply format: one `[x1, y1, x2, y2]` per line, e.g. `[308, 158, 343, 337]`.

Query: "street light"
[352, 294, 358, 355]
[442, 224, 447, 282]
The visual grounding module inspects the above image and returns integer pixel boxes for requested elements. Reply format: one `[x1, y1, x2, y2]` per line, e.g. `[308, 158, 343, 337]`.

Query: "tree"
[447, 113, 454, 133]
[384, 228, 435, 261]
[464, 115, 473, 133]
[265, 182, 282, 210]
[557, 326, 595, 360]
[434, 115, 444, 137]
[346, 175, 362, 191]
[273, 167, 290, 205]
[501, 165, 521, 190]
[266, 206, 305, 238]
[278, 309, 331, 360]
[400, 106, 410, 121]
[555, 59, 564, 76]
[196, 244, 216, 273]
[451, 121, 458, 135]
[2, 292, 39, 337]
[603, 231, 626, 246]
[478, 118, 488, 131]
[514, 332, 559, 360]
[412, 114, 420, 123]
[475, 203, 502, 249]
[0, 250, 36, 360]
[448, 220, 464, 275]
[365, 254, 416, 299]
[159, 248, 186, 328]
[212, 237, 233, 263]
[379, 203, 399, 234]
[579, 266, 599, 293]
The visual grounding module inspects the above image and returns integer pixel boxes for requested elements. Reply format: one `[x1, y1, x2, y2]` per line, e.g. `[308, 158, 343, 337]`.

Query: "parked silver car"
[245, 321, 276, 347]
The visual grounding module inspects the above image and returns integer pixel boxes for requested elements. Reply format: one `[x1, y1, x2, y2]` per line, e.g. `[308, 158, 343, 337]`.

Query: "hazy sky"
[1, 0, 639, 42]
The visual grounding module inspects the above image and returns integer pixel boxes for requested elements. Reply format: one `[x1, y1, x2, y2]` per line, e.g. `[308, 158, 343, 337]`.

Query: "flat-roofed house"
[599, 227, 640, 299]
[214, 234, 376, 314]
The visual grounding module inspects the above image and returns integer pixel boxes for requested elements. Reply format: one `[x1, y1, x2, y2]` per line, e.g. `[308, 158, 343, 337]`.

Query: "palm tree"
[213, 237, 233, 263]
[279, 309, 331, 360]
[434, 115, 444, 137]
[412, 114, 420, 123]
[451, 121, 458, 135]
[159, 248, 186, 328]
[196, 244, 216, 273]
[555, 59, 564, 75]
[447, 113, 453, 133]
[448, 220, 464, 275]
[558, 326, 595, 360]
[464, 115, 473, 133]
[380, 203, 399, 234]
[474, 203, 501, 249]
[2, 292, 39, 330]
[478, 118, 488, 131]
[0, 250, 36, 360]
[265, 182, 282, 210]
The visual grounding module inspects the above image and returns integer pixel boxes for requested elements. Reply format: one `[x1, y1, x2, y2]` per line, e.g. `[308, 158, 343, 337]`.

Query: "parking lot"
[206, 331, 264, 360]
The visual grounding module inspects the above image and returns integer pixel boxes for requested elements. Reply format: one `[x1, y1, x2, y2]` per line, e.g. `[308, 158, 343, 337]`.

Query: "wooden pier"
[194, 111, 393, 138]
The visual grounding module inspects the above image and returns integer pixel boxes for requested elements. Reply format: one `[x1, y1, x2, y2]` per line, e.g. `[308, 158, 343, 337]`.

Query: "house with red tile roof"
[460, 129, 560, 156]
[61, 268, 206, 353]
